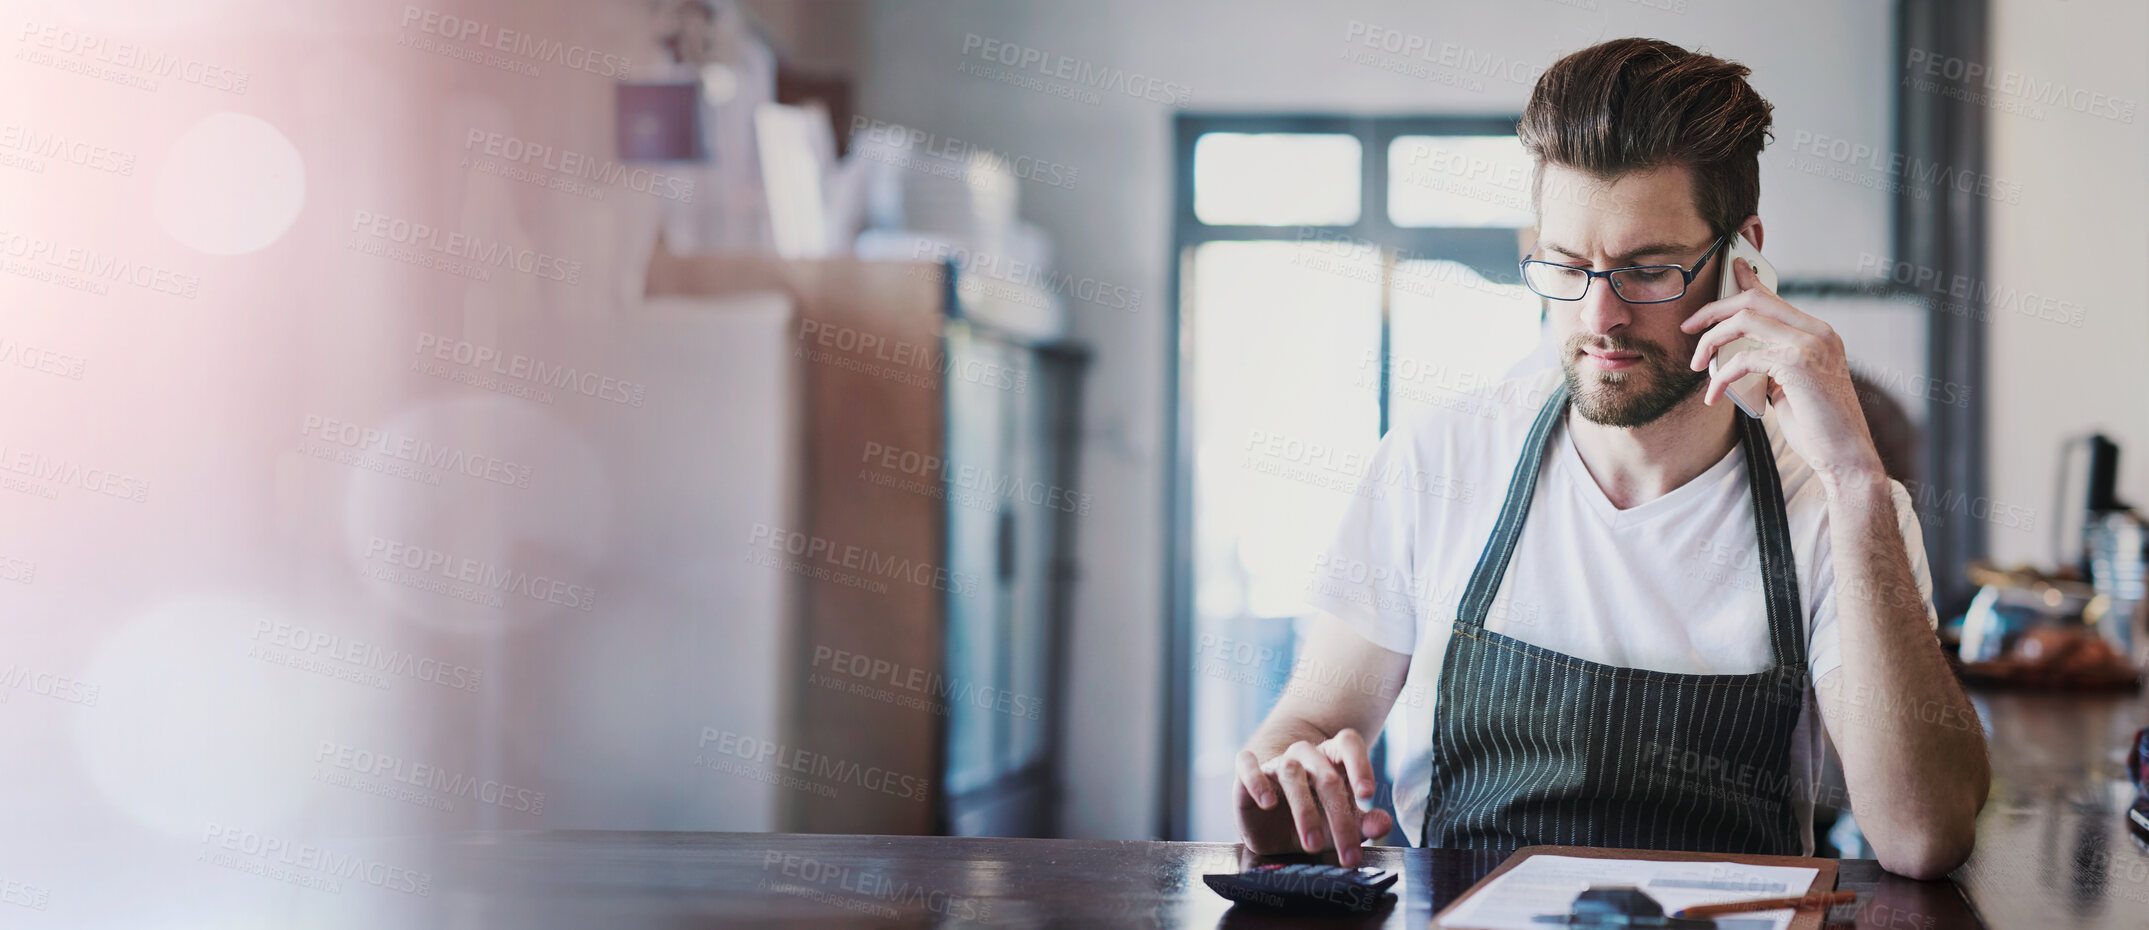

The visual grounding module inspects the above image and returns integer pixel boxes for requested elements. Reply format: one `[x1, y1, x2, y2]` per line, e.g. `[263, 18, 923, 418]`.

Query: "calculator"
[1202, 862, 1399, 913]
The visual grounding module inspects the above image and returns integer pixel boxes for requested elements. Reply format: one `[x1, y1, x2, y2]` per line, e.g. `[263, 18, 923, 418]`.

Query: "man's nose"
[1577, 277, 1630, 335]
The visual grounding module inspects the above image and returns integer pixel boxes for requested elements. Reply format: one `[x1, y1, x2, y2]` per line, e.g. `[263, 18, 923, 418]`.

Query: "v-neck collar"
[1555, 411, 1752, 529]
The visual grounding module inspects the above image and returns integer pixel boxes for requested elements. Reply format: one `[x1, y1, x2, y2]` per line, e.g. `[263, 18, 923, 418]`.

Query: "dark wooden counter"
[435, 830, 1985, 929]
[418, 690, 2142, 929]
[1948, 689, 2149, 930]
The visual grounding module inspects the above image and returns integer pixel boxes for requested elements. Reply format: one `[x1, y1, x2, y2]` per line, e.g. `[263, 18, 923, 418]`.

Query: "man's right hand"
[1235, 727, 1394, 867]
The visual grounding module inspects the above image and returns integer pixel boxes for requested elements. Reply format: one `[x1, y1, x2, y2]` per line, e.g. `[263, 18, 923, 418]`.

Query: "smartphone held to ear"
[1709, 232, 1779, 418]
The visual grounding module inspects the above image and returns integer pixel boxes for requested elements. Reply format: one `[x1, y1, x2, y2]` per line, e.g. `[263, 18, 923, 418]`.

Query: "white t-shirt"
[1304, 369, 1937, 852]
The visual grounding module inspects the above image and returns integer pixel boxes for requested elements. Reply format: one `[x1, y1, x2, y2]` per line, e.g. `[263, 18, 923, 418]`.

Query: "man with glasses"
[1234, 38, 1988, 878]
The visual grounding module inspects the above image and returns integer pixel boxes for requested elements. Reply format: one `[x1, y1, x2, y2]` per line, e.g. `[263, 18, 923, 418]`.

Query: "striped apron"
[1422, 382, 1809, 854]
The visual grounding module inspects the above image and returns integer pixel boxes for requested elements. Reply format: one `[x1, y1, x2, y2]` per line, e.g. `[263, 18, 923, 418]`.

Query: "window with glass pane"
[1186, 240, 1381, 842]
[1387, 135, 1533, 228]
[1175, 118, 1542, 844]
[1193, 133, 1362, 226]
[1387, 260, 1544, 425]
[1798, 294, 1931, 423]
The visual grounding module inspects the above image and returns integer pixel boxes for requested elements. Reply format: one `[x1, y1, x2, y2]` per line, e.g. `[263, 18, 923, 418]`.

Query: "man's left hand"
[1682, 256, 1886, 493]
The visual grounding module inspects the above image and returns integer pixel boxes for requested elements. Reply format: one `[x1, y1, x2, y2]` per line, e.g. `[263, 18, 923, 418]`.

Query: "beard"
[1560, 332, 1707, 428]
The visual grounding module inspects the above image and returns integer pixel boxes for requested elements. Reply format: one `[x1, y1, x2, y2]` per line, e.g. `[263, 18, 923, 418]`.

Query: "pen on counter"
[1673, 890, 1855, 919]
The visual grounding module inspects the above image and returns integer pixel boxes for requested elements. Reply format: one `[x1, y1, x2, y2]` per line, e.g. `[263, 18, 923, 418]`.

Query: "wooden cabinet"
[644, 250, 1084, 837]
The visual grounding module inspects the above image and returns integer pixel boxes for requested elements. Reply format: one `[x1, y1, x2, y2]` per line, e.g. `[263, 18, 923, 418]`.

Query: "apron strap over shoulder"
[1455, 382, 1569, 631]
[1735, 407, 1807, 671]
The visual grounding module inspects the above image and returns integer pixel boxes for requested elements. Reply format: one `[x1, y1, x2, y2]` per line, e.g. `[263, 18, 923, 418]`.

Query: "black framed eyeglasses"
[1520, 235, 1728, 304]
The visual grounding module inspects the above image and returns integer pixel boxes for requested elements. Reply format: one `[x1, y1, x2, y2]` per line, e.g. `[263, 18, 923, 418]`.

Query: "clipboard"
[1433, 845, 1841, 930]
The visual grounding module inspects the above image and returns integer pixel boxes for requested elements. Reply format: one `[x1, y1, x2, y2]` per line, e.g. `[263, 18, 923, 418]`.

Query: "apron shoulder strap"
[1455, 382, 1568, 630]
[1736, 410, 1807, 671]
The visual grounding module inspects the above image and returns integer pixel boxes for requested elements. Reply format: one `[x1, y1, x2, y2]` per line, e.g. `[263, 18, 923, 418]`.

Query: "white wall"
[1987, 0, 2149, 569]
[854, 0, 1897, 839]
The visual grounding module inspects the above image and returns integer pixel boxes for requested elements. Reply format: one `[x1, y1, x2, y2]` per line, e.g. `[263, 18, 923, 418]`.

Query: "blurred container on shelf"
[649, 0, 777, 254]
[2085, 509, 2148, 665]
[1958, 562, 2138, 690]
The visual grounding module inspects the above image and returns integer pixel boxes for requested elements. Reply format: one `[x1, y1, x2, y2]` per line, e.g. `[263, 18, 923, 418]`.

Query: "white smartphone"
[1710, 231, 1778, 418]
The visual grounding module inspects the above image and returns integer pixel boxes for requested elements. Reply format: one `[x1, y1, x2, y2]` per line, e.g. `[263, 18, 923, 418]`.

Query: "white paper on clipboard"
[1437, 855, 1820, 930]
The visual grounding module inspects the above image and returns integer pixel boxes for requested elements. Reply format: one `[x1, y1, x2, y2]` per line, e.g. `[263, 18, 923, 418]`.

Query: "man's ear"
[1735, 216, 1764, 252]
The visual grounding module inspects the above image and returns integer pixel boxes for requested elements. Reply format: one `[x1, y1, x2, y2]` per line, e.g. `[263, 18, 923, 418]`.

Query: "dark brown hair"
[1520, 38, 1773, 237]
